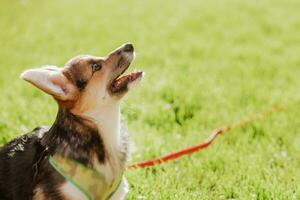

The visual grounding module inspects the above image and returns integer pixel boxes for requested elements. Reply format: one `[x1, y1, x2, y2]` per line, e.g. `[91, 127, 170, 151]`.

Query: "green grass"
[1, 0, 300, 199]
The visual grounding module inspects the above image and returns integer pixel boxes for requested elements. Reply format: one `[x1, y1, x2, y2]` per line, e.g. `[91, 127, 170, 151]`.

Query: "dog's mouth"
[110, 69, 143, 93]
[108, 43, 143, 94]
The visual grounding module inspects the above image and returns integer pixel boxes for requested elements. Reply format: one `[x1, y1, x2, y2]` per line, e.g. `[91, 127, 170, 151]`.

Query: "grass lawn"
[1, 0, 300, 199]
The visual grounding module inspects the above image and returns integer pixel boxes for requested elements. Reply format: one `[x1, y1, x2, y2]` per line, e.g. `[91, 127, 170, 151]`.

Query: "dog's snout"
[123, 43, 134, 52]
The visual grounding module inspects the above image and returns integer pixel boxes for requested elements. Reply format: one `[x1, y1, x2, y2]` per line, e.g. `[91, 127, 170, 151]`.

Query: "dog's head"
[21, 43, 144, 116]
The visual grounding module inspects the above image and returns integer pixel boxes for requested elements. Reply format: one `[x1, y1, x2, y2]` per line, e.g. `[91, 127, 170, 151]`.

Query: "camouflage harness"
[49, 155, 122, 200]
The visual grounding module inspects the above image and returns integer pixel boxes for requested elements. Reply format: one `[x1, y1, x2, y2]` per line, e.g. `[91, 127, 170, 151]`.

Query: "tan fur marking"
[33, 188, 47, 200]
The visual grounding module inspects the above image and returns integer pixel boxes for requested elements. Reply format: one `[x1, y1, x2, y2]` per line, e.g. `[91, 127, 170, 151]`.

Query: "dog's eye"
[91, 63, 102, 72]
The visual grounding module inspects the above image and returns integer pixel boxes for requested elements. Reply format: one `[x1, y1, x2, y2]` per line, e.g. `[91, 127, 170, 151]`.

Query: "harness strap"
[49, 155, 122, 200]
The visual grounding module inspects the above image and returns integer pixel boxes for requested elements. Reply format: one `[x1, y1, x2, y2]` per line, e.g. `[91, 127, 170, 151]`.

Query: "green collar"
[49, 155, 122, 200]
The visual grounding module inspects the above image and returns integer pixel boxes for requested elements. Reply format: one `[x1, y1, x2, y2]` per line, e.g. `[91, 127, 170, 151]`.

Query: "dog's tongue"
[111, 71, 143, 93]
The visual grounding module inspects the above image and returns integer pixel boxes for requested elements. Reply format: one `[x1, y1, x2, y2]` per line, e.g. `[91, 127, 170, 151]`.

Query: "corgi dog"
[0, 43, 144, 200]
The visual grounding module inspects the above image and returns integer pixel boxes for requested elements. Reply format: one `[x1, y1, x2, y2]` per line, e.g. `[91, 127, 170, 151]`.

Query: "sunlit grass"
[0, 0, 300, 199]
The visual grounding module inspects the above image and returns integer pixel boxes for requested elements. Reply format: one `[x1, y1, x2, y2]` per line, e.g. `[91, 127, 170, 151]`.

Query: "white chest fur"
[84, 103, 126, 181]
[67, 102, 129, 200]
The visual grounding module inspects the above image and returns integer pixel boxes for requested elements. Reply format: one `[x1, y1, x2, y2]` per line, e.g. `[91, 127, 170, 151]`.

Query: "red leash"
[128, 127, 224, 169]
[128, 101, 297, 169]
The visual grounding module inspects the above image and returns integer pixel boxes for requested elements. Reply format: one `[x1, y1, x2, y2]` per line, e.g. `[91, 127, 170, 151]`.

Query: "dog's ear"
[20, 66, 76, 100]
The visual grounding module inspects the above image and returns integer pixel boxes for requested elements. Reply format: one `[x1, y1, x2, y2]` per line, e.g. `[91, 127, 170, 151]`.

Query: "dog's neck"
[42, 103, 127, 178]
[82, 102, 129, 180]
[41, 108, 106, 165]
[84, 103, 122, 152]
[83, 102, 129, 172]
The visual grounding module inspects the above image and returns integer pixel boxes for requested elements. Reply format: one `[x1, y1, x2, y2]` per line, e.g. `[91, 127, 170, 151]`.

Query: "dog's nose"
[123, 43, 134, 52]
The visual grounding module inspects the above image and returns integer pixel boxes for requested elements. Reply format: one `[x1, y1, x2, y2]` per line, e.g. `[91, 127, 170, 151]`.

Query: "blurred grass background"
[0, 0, 300, 199]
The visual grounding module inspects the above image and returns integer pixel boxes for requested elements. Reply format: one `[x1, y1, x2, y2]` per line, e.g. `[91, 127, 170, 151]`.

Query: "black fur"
[75, 79, 87, 91]
[0, 108, 106, 200]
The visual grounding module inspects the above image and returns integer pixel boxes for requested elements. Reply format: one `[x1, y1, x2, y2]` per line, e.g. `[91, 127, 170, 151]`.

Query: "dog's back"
[0, 127, 48, 200]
